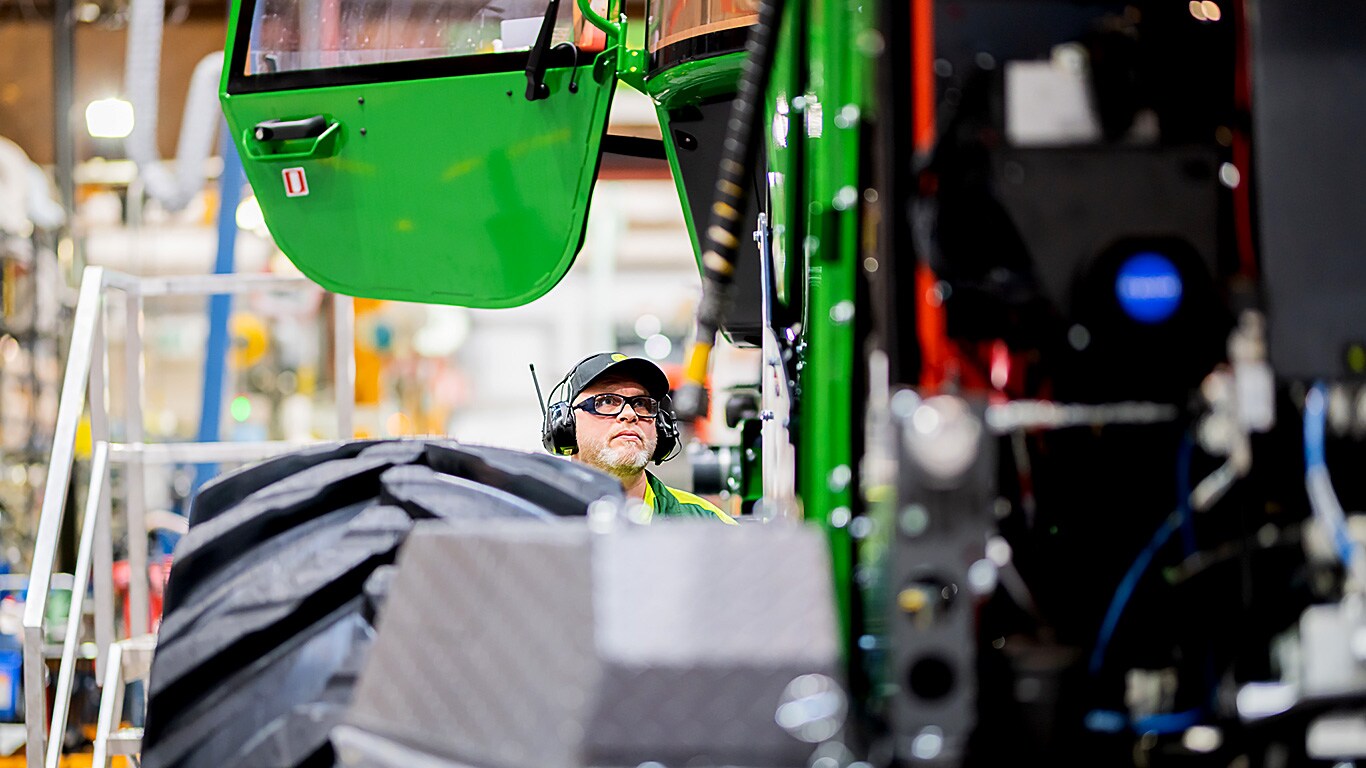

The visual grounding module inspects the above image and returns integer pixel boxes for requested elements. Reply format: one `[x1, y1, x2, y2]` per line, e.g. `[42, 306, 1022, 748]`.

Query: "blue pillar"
[193, 127, 245, 494]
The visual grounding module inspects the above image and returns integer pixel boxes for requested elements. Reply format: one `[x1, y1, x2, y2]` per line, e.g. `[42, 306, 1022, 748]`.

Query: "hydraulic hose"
[124, 0, 223, 212]
[1303, 382, 1365, 585]
[673, 0, 787, 420]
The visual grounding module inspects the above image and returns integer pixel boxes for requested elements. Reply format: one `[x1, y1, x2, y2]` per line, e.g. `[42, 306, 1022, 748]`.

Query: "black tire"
[142, 439, 621, 768]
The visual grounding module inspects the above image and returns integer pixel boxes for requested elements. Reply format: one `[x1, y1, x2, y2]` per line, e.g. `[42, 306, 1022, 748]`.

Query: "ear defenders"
[541, 358, 679, 464]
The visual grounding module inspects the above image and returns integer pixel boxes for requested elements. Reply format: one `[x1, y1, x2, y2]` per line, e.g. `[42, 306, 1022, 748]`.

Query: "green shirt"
[642, 472, 737, 525]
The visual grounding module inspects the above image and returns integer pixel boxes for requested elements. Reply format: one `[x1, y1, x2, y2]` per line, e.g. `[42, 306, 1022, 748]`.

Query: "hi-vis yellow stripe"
[643, 482, 737, 524]
[668, 487, 738, 524]
[642, 483, 657, 523]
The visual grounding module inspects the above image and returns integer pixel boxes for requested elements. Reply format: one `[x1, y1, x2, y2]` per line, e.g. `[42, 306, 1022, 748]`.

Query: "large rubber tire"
[141, 440, 621, 768]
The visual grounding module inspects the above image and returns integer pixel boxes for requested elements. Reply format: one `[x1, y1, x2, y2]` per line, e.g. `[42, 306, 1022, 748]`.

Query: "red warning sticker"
[282, 167, 309, 197]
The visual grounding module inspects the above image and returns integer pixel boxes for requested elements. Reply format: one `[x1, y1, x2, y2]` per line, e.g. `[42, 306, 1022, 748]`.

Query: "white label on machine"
[283, 167, 310, 197]
[1004, 56, 1102, 147]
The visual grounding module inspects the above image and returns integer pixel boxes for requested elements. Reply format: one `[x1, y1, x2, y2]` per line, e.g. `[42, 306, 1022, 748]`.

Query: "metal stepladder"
[22, 265, 355, 768]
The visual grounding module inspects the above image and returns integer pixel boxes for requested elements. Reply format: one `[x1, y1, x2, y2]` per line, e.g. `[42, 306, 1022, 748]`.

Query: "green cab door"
[221, 0, 619, 307]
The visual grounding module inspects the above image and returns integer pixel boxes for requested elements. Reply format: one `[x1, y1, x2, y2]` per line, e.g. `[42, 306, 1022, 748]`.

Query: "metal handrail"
[23, 265, 357, 768]
[89, 639, 124, 768]
[23, 268, 105, 767]
[45, 442, 108, 766]
[90, 634, 155, 766]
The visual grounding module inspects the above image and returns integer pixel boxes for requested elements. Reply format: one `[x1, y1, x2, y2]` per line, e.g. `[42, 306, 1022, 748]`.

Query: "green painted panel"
[222, 38, 617, 307]
[644, 52, 744, 110]
[765, 2, 798, 307]
[790, 0, 867, 646]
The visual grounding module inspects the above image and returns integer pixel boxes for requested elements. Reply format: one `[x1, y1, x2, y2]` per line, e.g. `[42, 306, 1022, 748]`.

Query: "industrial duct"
[0, 136, 65, 235]
[124, 0, 224, 212]
[0, 137, 35, 236]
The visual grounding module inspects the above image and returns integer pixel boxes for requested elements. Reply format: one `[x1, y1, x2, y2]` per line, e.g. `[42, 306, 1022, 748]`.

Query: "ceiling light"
[85, 98, 134, 139]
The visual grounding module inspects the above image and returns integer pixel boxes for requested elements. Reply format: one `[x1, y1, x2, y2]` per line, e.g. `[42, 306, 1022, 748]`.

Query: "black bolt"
[506, 90, 513, 97]
[358, 96, 364, 104]
[359, 127, 367, 136]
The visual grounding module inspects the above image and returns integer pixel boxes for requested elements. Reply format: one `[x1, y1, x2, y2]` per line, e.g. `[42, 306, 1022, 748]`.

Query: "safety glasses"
[573, 393, 661, 418]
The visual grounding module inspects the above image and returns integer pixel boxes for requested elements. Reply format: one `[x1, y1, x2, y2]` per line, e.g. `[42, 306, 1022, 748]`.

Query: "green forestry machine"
[113, 0, 1366, 765]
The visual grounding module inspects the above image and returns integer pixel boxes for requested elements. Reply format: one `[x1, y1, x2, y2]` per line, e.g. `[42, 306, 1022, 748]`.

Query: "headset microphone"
[529, 364, 548, 419]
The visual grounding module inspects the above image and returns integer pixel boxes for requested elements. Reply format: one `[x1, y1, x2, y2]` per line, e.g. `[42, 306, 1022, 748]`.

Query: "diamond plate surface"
[346, 521, 841, 768]
[596, 523, 838, 665]
[589, 523, 837, 766]
[347, 522, 596, 768]
[586, 665, 822, 766]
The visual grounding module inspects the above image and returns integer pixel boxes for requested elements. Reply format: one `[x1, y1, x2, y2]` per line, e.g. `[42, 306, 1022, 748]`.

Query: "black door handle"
[254, 115, 328, 141]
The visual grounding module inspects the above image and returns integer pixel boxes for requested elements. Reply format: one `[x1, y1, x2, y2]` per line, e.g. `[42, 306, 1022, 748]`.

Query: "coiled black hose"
[673, 0, 788, 419]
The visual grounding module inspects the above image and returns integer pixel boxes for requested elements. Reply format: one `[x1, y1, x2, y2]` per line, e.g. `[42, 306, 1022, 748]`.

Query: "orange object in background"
[353, 298, 385, 410]
[575, 0, 609, 52]
[0, 754, 106, 767]
[111, 559, 170, 636]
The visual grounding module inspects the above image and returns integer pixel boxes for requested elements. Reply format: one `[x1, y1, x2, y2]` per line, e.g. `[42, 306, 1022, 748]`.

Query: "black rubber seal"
[647, 26, 750, 75]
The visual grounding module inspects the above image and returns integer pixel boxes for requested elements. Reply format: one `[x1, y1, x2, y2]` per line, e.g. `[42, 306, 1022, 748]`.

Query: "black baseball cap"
[568, 353, 671, 401]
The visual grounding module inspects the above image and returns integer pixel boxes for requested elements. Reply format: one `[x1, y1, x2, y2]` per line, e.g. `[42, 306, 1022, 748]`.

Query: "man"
[548, 353, 736, 524]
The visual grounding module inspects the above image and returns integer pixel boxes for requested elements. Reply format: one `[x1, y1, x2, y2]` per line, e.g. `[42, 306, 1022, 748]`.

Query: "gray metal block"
[1252, 0, 1366, 379]
[888, 396, 996, 766]
[593, 524, 839, 665]
[586, 525, 839, 767]
[585, 665, 820, 767]
[347, 522, 597, 768]
[343, 520, 841, 768]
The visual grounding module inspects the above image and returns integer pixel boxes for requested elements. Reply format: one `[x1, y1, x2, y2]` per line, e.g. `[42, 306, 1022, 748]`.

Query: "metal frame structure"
[21, 265, 356, 768]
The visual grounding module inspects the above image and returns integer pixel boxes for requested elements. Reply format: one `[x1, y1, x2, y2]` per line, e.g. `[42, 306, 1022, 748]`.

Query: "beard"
[579, 429, 656, 479]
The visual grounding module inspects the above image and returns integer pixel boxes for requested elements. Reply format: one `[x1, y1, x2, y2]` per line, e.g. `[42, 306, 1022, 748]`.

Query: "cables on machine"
[1303, 382, 1366, 585]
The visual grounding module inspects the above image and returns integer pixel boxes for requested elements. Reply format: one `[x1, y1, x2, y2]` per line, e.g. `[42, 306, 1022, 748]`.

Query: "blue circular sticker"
[1115, 252, 1183, 324]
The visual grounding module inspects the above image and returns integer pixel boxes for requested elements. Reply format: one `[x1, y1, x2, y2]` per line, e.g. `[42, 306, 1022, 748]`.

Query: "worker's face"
[573, 376, 658, 477]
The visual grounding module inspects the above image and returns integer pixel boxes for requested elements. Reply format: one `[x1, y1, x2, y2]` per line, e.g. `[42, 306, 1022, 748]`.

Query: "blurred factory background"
[0, 0, 753, 585]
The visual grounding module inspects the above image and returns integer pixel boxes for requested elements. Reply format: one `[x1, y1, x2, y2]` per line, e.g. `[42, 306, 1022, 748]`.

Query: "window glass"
[646, 0, 756, 54]
[245, 0, 580, 74]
